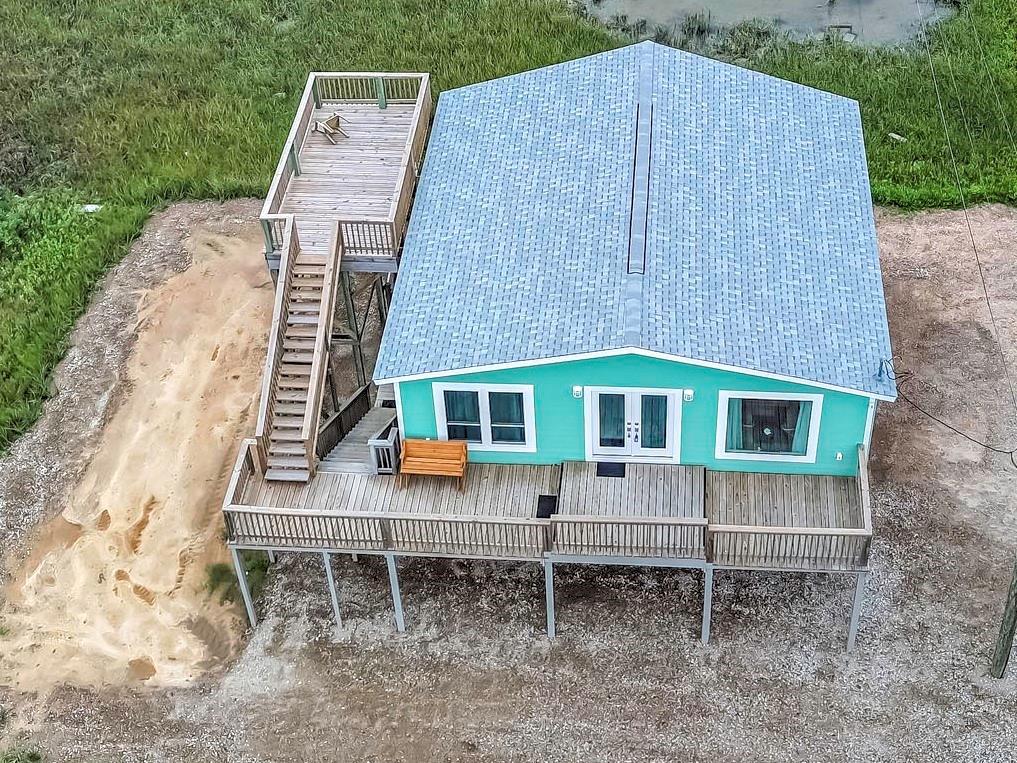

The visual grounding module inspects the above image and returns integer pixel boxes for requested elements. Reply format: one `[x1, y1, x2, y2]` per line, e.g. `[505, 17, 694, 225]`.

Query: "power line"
[881, 359, 1017, 471]
[913, 0, 1017, 420]
[964, 4, 1017, 154]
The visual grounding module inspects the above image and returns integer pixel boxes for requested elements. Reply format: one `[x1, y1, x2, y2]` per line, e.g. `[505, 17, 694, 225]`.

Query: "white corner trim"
[714, 390, 824, 464]
[432, 382, 537, 453]
[863, 398, 877, 452]
[393, 381, 406, 434]
[374, 347, 894, 402]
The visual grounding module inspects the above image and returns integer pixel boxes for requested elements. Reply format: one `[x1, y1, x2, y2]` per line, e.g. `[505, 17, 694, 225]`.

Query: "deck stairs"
[319, 405, 398, 474]
[256, 220, 340, 482]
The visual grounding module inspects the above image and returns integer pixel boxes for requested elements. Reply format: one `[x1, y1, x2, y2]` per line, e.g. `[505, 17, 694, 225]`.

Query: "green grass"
[0, 0, 1014, 451]
[0, 749, 42, 763]
[204, 552, 271, 605]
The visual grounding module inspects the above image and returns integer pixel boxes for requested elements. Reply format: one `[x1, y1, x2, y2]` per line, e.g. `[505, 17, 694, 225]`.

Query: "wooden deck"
[558, 461, 704, 519]
[224, 441, 870, 570]
[242, 460, 560, 519]
[279, 101, 417, 254]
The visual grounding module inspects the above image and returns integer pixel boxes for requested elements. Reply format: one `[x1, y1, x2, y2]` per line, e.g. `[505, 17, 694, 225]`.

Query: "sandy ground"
[0, 200, 274, 690]
[1, 203, 1017, 761]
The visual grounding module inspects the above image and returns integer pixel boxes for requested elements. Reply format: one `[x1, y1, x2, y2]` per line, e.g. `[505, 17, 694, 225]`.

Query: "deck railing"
[369, 425, 401, 475]
[337, 220, 398, 259]
[223, 506, 549, 561]
[550, 516, 708, 559]
[254, 217, 300, 464]
[316, 384, 373, 459]
[706, 525, 870, 571]
[222, 439, 259, 510]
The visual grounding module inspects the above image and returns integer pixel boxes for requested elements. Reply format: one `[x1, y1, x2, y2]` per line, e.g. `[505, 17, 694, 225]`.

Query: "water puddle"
[583, 0, 955, 44]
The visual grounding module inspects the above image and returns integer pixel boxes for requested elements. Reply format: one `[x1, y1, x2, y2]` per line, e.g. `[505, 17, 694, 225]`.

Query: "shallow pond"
[584, 0, 955, 44]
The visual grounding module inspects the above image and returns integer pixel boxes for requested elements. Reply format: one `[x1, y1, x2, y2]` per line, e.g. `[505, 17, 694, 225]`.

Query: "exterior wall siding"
[395, 354, 872, 476]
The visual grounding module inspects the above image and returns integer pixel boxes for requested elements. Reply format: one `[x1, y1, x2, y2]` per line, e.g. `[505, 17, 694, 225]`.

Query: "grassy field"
[0, 0, 1014, 451]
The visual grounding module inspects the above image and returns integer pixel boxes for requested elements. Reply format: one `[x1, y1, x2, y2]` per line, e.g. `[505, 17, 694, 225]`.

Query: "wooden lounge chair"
[398, 439, 468, 491]
[313, 112, 349, 144]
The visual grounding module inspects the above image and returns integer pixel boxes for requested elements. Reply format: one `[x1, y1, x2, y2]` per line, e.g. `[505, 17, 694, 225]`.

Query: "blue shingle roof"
[374, 42, 896, 399]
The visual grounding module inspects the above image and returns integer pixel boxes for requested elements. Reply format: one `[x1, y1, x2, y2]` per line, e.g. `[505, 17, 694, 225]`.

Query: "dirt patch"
[2, 204, 1017, 761]
[0, 199, 274, 690]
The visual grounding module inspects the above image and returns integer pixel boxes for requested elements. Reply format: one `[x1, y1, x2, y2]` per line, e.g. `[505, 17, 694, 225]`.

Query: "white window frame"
[432, 382, 537, 453]
[715, 390, 823, 464]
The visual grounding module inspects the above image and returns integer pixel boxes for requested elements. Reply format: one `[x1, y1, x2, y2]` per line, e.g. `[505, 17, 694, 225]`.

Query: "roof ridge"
[623, 41, 653, 345]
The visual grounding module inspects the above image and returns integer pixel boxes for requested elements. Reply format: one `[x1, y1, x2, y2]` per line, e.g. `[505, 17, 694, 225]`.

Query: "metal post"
[847, 571, 868, 652]
[341, 272, 367, 387]
[231, 547, 257, 628]
[326, 364, 340, 412]
[991, 557, 1017, 677]
[701, 564, 713, 645]
[385, 553, 405, 632]
[543, 560, 556, 639]
[322, 552, 342, 634]
[374, 276, 390, 328]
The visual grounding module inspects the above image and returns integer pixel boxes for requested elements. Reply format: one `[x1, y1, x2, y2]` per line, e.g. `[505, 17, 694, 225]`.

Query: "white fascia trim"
[714, 390, 824, 464]
[432, 381, 537, 453]
[375, 347, 894, 402]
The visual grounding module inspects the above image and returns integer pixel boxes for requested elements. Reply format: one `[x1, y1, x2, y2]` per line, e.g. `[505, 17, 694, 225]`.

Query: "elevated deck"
[223, 441, 871, 572]
[261, 73, 432, 272]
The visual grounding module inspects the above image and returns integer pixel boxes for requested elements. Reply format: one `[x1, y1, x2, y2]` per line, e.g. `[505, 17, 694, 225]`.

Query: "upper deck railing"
[259, 72, 432, 270]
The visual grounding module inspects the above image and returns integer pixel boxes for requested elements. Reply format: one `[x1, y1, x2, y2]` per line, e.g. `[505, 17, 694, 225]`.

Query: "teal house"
[374, 42, 895, 479]
[223, 46, 897, 647]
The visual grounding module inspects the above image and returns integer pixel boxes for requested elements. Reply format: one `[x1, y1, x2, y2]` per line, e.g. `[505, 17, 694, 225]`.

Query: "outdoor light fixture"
[572, 385, 584, 398]
[683, 389, 695, 402]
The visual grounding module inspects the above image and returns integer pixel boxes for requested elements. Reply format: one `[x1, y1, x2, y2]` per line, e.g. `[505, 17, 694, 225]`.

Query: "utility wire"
[912, 0, 1017, 425]
[964, 4, 1017, 154]
[882, 359, 1017, 471]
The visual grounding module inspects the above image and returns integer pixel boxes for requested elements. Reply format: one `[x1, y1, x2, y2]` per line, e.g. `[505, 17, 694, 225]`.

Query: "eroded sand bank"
[0, 222, 273, 690]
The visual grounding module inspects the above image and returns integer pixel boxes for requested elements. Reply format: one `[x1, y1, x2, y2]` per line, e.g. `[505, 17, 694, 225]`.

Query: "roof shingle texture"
[374, 42, 896, 398]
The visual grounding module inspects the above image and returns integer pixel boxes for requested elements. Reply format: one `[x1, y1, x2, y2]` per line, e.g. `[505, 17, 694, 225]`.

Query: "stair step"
[273, 401, 307, 416]
[267, 455, 310, 468]
[270, 430, 305, 442]
[283, 337, 316, 351]
[279, 364, 312, 376]
[285, 325, 318, 338]
[269, 442, 306, 456]
[293, 264, 325, 276]
[265, 468, 311, 482]
[296, 254, 328, 266]
[286, 314, 320, 325]
[276, 389, 309, 402]
[289, 288, 322, 301]
[277, 377, 311, 389]
[317, 461, 376, 475]
[272, 416, 303, 430]
[282, 351, 313, 364]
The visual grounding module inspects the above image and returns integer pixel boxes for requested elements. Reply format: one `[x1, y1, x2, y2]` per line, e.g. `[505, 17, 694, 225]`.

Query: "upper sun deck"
[260, 72, 432, 272]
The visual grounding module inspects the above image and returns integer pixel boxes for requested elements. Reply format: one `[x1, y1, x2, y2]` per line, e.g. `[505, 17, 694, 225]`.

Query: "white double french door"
[588, 387, 680, 461]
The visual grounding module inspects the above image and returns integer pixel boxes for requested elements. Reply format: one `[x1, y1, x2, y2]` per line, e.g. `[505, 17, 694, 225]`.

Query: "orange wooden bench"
[398, 439, 468, 491]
